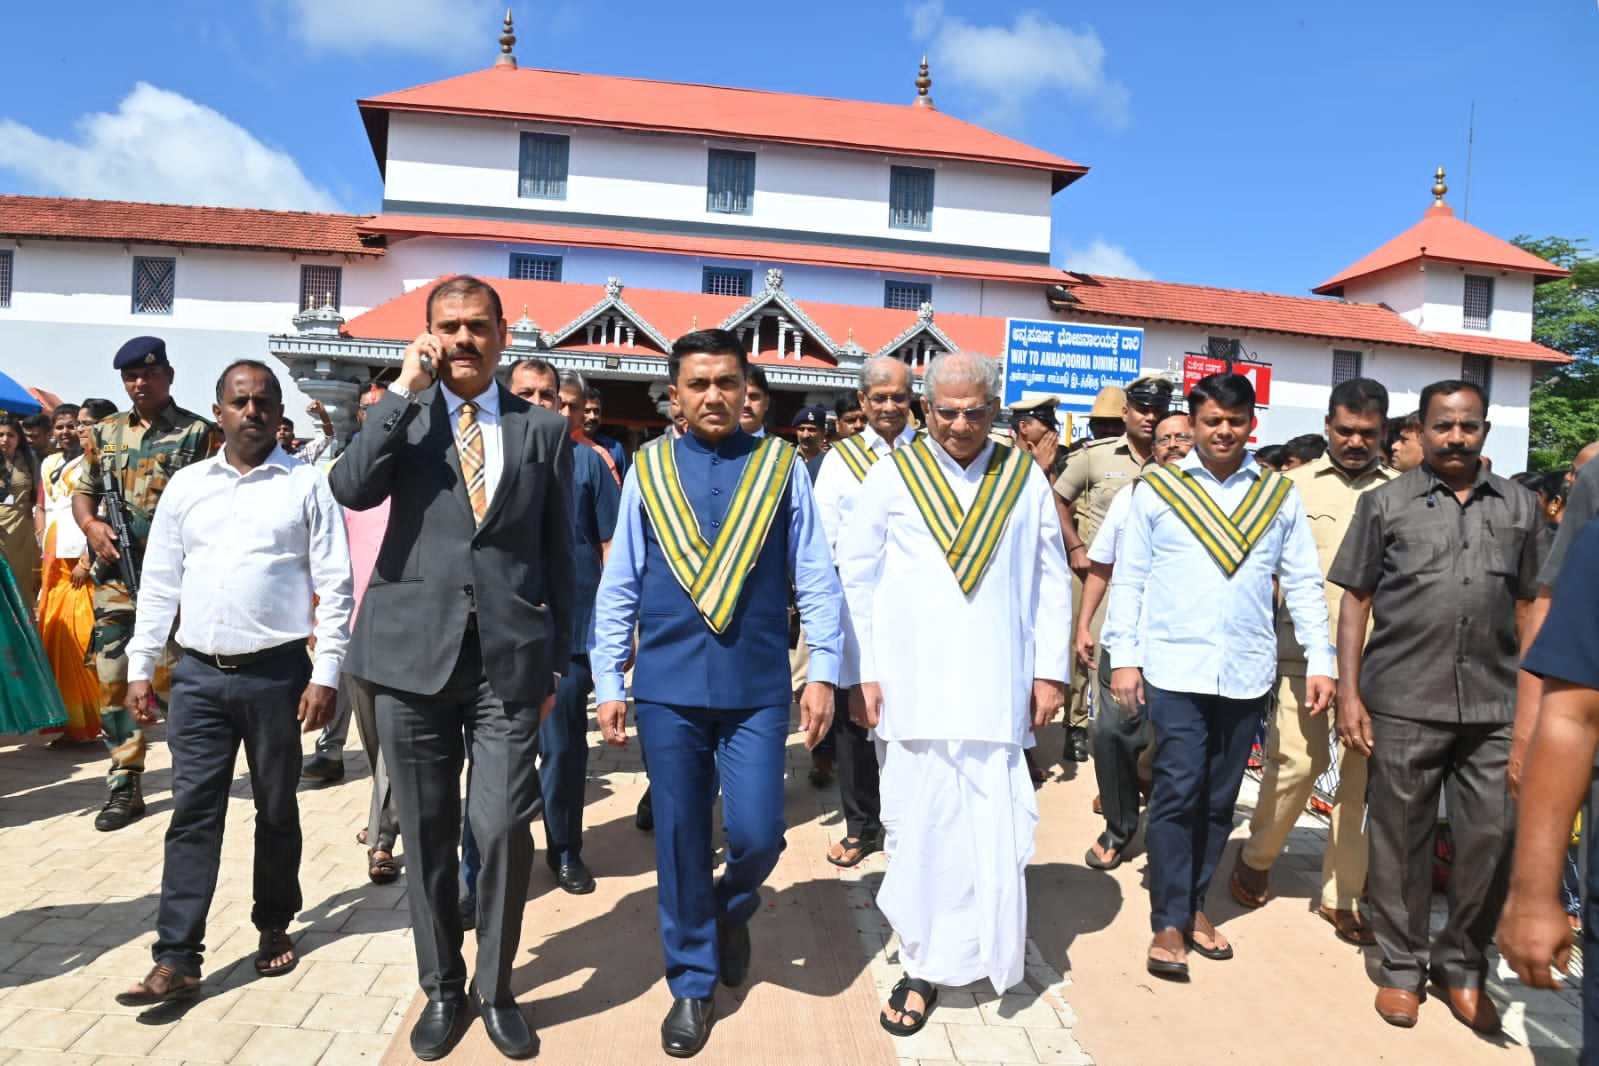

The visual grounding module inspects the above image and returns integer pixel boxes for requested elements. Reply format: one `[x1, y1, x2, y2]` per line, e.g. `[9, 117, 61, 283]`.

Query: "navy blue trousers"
[1145, 684, 1266, 934]
[539, 654, 594, 866]
[634, 701, 788, 1000]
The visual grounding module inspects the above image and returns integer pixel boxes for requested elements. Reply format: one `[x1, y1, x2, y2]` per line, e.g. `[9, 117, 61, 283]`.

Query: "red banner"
[1183, 355, 1272, 406]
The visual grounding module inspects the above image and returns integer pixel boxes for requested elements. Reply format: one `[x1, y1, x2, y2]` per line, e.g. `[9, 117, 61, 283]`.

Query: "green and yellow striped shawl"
[1139, 464, 1293, 577]
[888, 438, 1034, 596]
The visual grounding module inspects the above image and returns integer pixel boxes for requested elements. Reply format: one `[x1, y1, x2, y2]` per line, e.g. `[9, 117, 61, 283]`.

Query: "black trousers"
[830, 687, 881, 842]
[154, 645, 309, 976]
[374, 625, 542, 1005]
[1090, 653, 1150, 848]
[1367, 713, 1516, 995]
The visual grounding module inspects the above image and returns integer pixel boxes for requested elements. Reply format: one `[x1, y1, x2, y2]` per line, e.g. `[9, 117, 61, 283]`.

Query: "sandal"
[1318, 905, 1376, 946]
[1186, 913, 1233, 961]
[827, 836, 880, 869]
[1084, 833, 1123, 871]
[356, 828, 368, 846]
[115, 963, 201, 1005]
[254, 928, 298, 977]
[880, 975, 938, 1036]
[368, 848, 399, 884]
[1146, 929, 1189, 981]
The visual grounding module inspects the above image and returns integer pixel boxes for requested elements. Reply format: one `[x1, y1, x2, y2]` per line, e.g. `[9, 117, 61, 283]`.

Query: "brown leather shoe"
[1431, 979, 1502, 1033]
[115, 964, 201, 1006]
[1374, 986, 1419, 1028]
[1228, 855, 1269, 908]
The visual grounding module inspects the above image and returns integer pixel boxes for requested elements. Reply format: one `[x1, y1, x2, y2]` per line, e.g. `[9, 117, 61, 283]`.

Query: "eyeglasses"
[865, 392, 910, 407]
[1155, 433, 1193, 446]
[931, 404, 994, 424]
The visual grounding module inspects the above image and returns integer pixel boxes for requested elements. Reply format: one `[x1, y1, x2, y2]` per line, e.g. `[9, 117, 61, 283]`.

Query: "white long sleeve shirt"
[837, 438, 1072, 746]
[126, 445, 354, 688]
[1101, 451, 1334, 699]
[812, 423, 919, 686]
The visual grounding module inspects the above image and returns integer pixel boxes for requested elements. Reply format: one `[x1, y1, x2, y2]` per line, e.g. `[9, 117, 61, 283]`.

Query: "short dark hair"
[426, 274, 504, 328]
[835, 393, 863, 416]
[508, 358, 557, 385]
[1254, 444, 1287, 470]
[583, 385, 603, 404]
[1328, 377, 1389, 419]
[748, 365, 770, 394]
[1187, 371, 1255, 414]
[22, 412, 52, 432]
[1418, 379, 1488, 423]
[668, 329, 749, 383]
[214, 359, 283, 402]
[1283, 433, 1327, 464]
[53, 404, 80, 421]
[280, 417, 296, 432]
[80, 398, 118, 421]
[1385, 411, 1420, 451]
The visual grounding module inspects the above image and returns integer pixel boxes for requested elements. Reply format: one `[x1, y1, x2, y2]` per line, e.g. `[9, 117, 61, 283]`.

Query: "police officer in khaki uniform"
[1053, 376, 1174, 762]
[73, 337, 220, 831]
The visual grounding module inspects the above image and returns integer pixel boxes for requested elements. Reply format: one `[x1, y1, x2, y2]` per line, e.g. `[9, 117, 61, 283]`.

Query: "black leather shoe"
[636, 788, 654, 832]
[458, 894, 476, 932]
[410, 998, 467, 1061]
[1067, 726, 1090, 763]
[94, 785, 145, 832]
[718, 919, 751, 987]
[300, 754, 345, 782]
[472, 984, 539, 1059]
[551, 857, 596, 895]
[661, 996, 715, 1058]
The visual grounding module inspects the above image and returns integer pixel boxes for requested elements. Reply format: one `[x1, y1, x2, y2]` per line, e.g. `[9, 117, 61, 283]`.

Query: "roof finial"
[914, 55, 935, 109]
[1431, 165, 1448, 207]
[496, 9, 517, 69]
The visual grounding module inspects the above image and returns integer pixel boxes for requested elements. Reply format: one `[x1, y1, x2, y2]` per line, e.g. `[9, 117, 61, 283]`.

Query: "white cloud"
[270, 0, 503, 57]
[908, 2, 1129, 128]
[1061, 239, 1153, 280]
[0, 84, 338, 211]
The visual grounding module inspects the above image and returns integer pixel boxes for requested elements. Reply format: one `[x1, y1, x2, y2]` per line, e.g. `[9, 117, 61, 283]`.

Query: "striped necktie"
[457, 401, 487, 523]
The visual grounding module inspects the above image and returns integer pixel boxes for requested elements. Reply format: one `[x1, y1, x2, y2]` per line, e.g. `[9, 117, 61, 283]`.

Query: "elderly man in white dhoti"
[837, 351, 1071, 1037]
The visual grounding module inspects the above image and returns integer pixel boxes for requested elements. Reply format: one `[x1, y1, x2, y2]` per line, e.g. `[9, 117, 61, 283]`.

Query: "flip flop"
[827, 836, 880, 868]
[254, 929, 298, 977]
[1186, 917, 1234, 961]
[880, 975, 938, 1036]
[1084, 833, 1124, 871]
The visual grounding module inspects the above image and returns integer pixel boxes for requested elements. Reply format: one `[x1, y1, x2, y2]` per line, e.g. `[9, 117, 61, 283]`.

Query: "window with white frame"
[884, 281, 932, 311]
[1461, 353, 1493, 397]
[889, 166, 935, 230]
[706, 150, 755, 215]
[702, 267, 752, 297]
[1331, 349, 1362, 385]
[0, 250, 11, 308]
[509, 253, 563, 282]
[132, 257, 175, 315]
[299, 265, 342, 311]
[519, 133, 570, 199]
[1463, 275, 1493, 331]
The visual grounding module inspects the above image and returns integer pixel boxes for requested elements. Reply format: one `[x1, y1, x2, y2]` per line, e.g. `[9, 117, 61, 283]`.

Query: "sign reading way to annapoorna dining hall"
[1002, 318, 1144, 411]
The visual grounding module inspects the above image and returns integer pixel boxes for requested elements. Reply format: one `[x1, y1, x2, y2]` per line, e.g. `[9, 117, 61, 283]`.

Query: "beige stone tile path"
[0, 716, 1583, 1066]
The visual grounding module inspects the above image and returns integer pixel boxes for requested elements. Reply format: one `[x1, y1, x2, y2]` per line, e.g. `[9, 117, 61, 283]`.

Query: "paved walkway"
[0, 717, 1582, 1065]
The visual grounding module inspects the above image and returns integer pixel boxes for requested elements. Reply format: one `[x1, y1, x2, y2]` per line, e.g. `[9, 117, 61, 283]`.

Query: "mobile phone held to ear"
[419, 351, 435, 377]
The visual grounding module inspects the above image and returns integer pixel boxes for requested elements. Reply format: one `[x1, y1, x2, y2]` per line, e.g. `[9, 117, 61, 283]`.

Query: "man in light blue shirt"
[591, 329, 840, 1057]
[1103, 371, 1334, 981]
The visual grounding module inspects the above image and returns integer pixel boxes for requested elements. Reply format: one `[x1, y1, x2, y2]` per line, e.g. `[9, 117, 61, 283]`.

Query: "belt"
[182, 640, 306, 671]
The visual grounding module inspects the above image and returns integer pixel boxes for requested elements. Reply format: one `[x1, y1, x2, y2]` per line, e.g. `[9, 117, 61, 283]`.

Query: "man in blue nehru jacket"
[592, 329, 841, 1058]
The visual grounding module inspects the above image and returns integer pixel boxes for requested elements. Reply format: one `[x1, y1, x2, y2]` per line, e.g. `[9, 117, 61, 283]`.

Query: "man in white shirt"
[1103, 372, 1334, 980]
[811, 355, 920, 868]
[115, 360, 352, 1006]
[1077, 411, 1193, 870]
[838, 352, 1070, 1037]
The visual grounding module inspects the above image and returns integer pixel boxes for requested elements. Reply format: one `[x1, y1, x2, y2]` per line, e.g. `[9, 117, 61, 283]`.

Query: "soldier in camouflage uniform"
[73, 337, 219, 831]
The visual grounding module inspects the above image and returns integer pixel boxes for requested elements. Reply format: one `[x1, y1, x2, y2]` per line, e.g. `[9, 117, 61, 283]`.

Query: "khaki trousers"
[1065, 570, 1105, 730]
[1240, 672, 1369, 911]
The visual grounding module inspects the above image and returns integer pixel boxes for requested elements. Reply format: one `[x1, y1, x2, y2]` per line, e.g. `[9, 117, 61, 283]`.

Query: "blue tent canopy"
[0, 368, 41, 415]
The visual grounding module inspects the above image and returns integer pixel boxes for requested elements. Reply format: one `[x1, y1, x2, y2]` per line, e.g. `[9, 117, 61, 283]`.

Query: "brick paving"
[0, 718, 1584, 1065]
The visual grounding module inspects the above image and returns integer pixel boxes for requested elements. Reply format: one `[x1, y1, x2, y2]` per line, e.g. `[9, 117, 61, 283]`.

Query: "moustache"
[1437, 445, 1479, 458]
[449, 344, 481, 358]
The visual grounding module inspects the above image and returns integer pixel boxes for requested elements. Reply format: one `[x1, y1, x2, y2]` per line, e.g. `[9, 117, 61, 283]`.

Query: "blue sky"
[1, 0, 1593, 297]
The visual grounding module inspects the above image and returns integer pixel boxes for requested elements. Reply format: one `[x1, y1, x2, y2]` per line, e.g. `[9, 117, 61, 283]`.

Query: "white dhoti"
[876, 739, 1038, 994]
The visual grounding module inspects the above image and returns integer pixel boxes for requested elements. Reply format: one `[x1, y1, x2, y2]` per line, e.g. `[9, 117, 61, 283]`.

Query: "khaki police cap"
[1088, 385, 1127, 418]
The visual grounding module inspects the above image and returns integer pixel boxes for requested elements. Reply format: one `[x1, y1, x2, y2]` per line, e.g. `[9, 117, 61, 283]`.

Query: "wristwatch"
[387, 382, 418, 403]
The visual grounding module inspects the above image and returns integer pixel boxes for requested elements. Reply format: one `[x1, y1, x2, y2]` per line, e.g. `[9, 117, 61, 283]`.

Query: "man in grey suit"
[330, 275, 574, 1061]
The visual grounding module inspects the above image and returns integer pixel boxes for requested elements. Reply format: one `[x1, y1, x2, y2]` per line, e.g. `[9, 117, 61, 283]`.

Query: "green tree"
[1517, 236, 1599, 471]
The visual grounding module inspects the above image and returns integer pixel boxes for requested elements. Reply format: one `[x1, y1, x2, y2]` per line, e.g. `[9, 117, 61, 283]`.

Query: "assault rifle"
[96, 465, 141, 598]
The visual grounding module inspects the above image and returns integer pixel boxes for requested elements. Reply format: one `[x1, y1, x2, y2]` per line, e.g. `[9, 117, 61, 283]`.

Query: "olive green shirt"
[1052, 436, 1151, 548]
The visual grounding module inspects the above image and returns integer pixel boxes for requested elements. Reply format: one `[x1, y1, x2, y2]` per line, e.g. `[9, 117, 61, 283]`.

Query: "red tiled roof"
[343, 274, 1571, 371]
[1065, 274, 1570, 364]
[1313, 204, 1568, 296]
[0, 196, 383, 257]
[358, 67, 1087, 191]
[364, 214, 1068, 286]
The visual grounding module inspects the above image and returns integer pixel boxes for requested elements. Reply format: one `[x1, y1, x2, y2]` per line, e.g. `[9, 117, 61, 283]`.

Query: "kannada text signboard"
[1003, 319, 1144, 419]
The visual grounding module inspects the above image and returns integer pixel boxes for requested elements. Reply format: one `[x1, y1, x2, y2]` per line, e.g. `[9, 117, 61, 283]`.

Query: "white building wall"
[1341, 265, 1426, 326]
[382, 114, 1054, 256]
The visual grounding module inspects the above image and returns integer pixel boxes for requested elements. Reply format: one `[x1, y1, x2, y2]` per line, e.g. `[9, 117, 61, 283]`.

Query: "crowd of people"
[2, 271, 1598, 1061]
